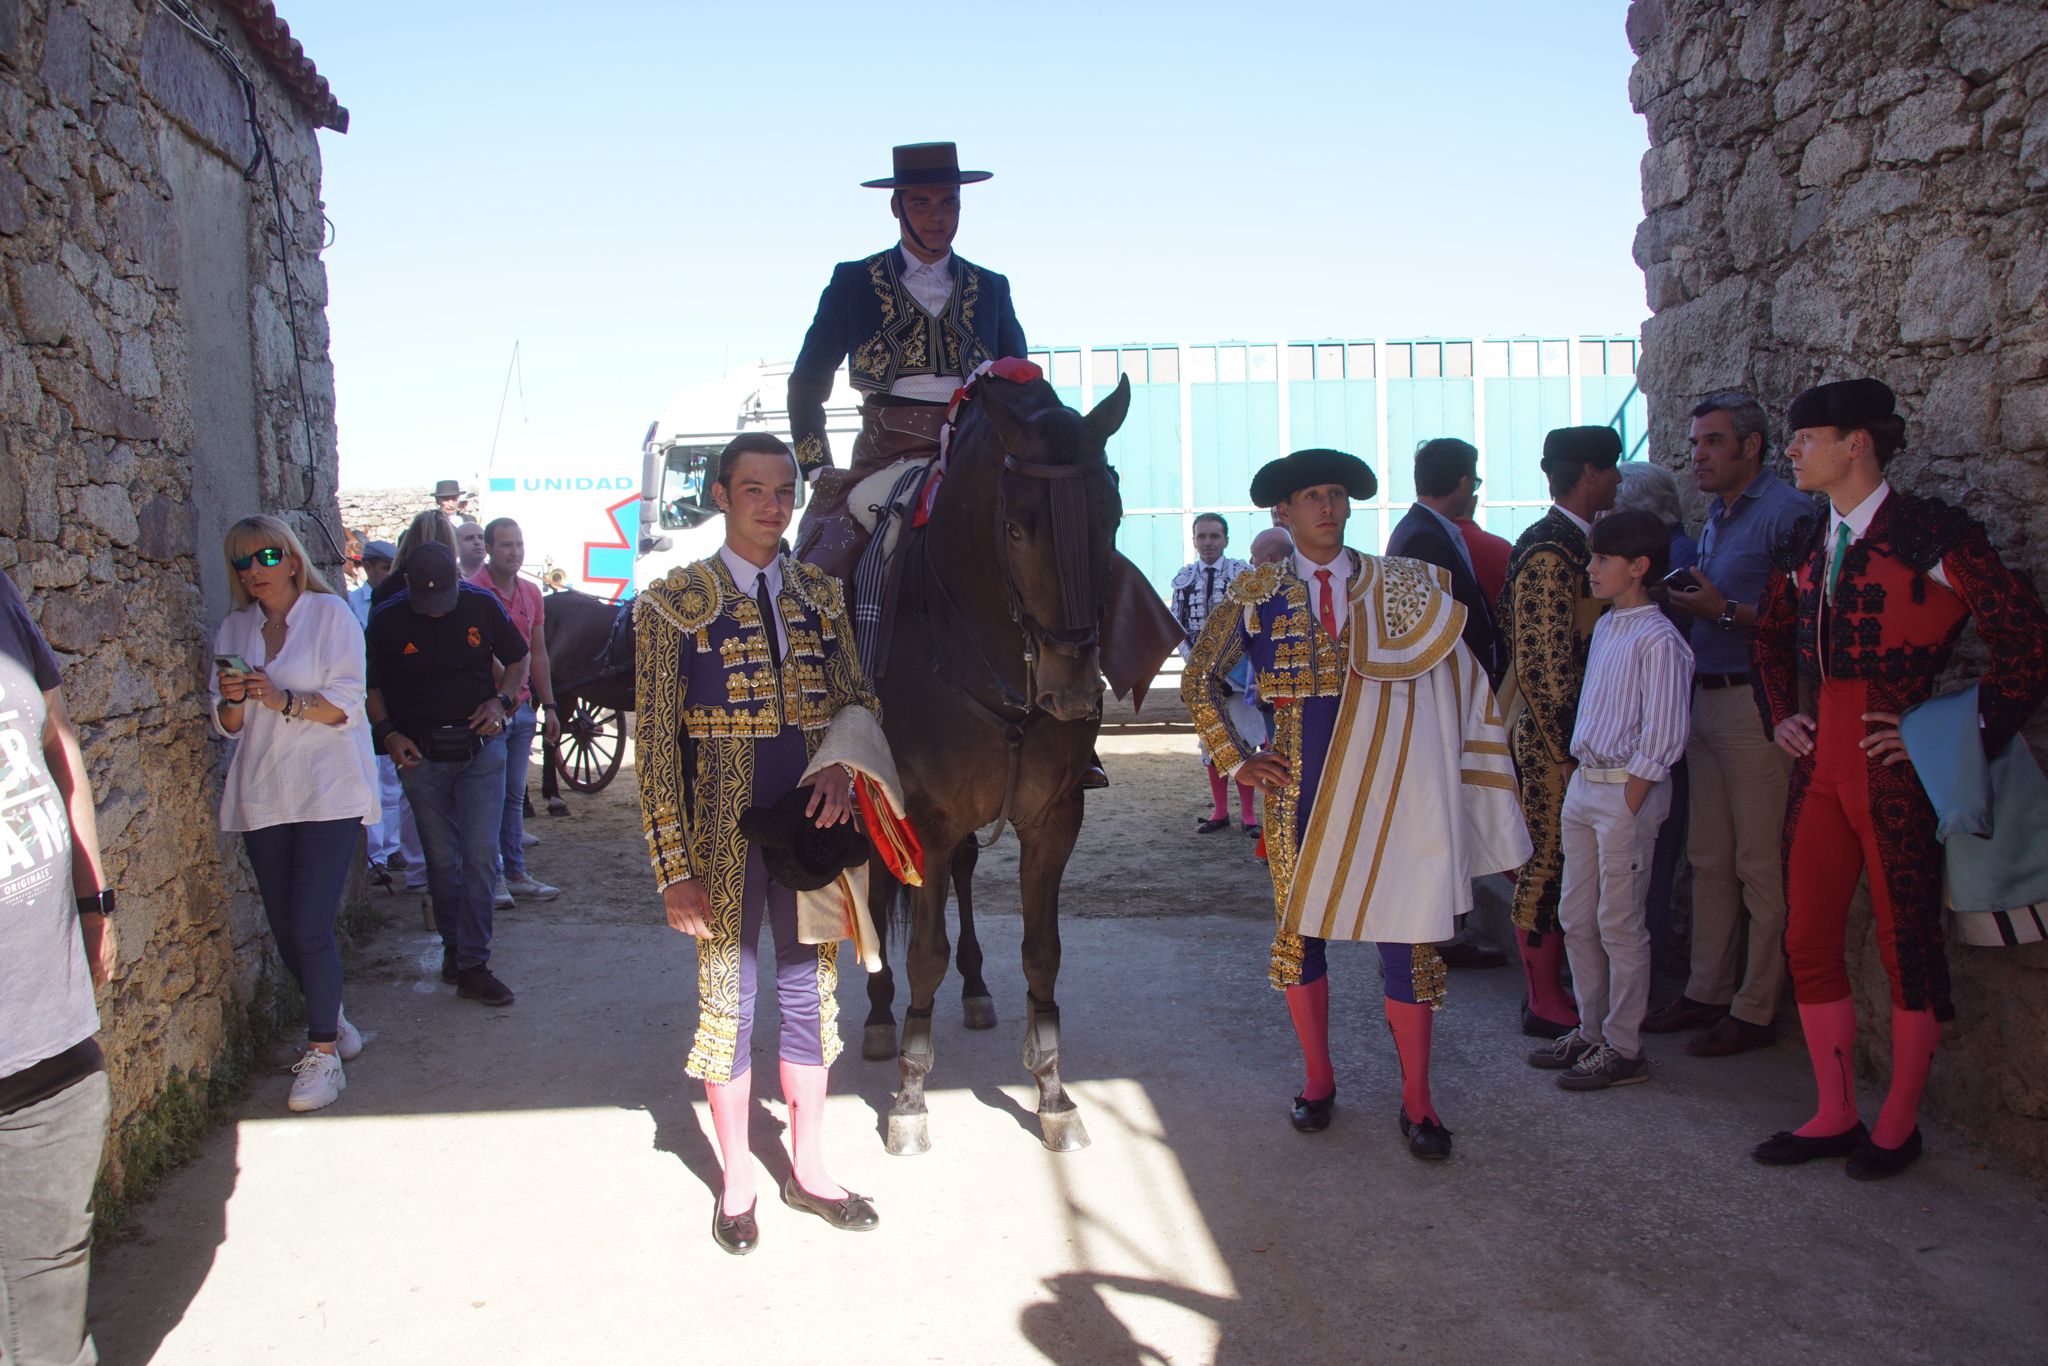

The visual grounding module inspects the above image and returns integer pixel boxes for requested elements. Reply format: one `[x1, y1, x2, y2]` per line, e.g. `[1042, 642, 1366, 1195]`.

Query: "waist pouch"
[419, 725, 485, 763]
[0, 1038, 105, 1117]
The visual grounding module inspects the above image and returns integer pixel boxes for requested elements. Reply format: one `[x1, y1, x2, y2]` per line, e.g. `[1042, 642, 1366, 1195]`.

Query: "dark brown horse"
[865, 370, 1131, 1156]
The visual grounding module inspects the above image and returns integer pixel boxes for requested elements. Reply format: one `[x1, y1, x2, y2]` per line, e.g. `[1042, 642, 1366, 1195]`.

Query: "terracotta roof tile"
[218, 0, 348, 133]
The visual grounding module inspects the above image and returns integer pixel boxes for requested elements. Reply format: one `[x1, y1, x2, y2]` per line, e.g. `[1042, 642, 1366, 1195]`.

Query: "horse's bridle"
[919, 416, 1111, 845]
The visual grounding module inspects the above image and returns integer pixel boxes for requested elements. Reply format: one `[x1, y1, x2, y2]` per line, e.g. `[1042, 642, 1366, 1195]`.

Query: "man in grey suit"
[1386, 438, 1504, 688]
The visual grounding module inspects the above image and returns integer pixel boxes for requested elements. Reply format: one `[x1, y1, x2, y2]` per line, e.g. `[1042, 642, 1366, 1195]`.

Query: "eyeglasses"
[231, 547, 287, 571]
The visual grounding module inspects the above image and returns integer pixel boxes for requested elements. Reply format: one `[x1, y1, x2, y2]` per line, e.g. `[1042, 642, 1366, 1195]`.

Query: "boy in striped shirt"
[1532, 509, 1695, 1090]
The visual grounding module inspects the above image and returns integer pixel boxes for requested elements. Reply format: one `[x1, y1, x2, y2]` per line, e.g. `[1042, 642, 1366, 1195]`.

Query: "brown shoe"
[1685, 1014, 1777, 1057]
[1641, 995, 1727, 1034]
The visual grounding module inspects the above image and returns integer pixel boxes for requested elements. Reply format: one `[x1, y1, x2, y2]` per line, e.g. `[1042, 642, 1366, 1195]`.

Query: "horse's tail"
[866, 854, 907, 950]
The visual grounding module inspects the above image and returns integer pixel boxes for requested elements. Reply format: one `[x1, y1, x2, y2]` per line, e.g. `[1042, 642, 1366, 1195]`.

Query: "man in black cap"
[1184, 449, 1529, 1159]
[1748, 378, 2048, 1179]
[1496, 426, 1622, 1038]
[789, 141, 1024, 557]
[365, 541, 529, 1007]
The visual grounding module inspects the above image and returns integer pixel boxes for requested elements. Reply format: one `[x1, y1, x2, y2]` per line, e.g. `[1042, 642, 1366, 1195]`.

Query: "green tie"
[1826, 522, 1852, 602]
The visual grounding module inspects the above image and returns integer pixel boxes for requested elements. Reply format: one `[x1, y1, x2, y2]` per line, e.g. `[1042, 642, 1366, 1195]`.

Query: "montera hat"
[404, 541, 462, 617]
[861, 142, 992, 189]
[433, 479, 461, 500]
[1787, 378, 1896, 433]
[1250, 448, 1377, 508]
[738, 787, 872, 893]
[1540, 426, 1623, 473]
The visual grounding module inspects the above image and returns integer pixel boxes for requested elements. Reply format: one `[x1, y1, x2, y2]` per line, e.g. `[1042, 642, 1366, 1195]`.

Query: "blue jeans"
[242, 818, 361, 1043]
[498, 702, 536, 878]
[399, 734, 507, 971]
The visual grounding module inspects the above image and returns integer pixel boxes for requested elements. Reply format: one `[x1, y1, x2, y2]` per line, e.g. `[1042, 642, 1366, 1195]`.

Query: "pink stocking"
[704, 1069, 755, 1215]
[1206, 763, 1229, 821]
[1237, 781, 1256, 826]
[781, 1059, 847, 1199]
[1285, 977, 1334, 1101]
[1384, 999, 1437, 1126]
[1793, 997, 1860, 1138]
[1871, 1007, 1939, 1148]
[1518, 932, 1579, 1026]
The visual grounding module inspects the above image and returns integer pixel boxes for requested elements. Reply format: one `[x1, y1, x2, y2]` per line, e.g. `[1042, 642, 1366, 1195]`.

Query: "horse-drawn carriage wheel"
[550, 700, 626, 794]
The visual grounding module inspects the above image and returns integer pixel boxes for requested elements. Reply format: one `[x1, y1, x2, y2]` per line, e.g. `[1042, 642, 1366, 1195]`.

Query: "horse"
[537, 588, 636, 811]
[862, 369, 1133, 1156]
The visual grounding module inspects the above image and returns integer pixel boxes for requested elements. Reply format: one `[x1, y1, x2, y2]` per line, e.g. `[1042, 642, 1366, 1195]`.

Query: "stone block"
[1859, 66, 1926, 117]
[1728, 145, 1794, 269]
[118, 332, 160, 400]
[38, 4, 92, 112]
[0, 0, 17, 61]
[139, 10, 255, 168]
[1898, 236, 1996, 343]
[1767, 259, 1856, 349]
[113, 190, 180, 280]
[97, 103, 151, 170]
[1798, 122, 1868, 186]
[1940, 3, 2048, 83]
[1876, 79, 1976, 163]
[2000, 383, 2048, 453]
[1916, 353, 1999, 457]
[1641, 140, 1694, 209]
[1626, 0, 1668, 54]
[76, 481, 139, 545]
[1832, 169, 1922, 229]
[35, 359, 160, 441]
[1640, 275, 1751, 395]
[2022, 106, 2048, 191]
[0, 164, 24, 236]
[36, 587, 128, 654]
[136, 492, 196, 562]
[8, 260, 89, 346]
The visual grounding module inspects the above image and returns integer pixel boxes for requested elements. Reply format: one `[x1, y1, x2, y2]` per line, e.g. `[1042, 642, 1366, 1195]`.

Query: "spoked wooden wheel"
[552, 701, 626, 793]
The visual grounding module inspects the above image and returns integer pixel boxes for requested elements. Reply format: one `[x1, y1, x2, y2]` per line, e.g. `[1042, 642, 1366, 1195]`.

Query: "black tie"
[755, 572, 782, 666]
[1205, 565, 1217, 616]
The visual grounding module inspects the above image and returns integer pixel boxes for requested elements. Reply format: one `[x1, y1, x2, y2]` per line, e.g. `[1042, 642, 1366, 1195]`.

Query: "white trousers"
[1559, 771, 1672, 1059]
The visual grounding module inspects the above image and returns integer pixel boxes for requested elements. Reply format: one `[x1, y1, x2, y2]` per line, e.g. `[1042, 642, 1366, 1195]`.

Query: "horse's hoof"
[862, 1023, 897, 1061]
[885, 1112, 931, 1156]
[961, 996, 998, 1031]
[546, 799, 570, 817]
[1038, 1109, 1091, 1153]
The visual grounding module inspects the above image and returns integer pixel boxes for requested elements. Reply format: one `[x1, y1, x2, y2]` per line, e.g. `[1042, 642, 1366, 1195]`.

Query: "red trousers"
[1784, 678, 1925, 1010]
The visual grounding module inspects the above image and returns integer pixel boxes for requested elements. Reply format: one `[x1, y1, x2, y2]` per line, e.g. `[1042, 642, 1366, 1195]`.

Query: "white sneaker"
[521, 830, 540, 848]
[505, 873, 560, 901]
[335, 1009, 363, 1062]
[287, 1050, 346, 1113]
[492, 873, 515, 909]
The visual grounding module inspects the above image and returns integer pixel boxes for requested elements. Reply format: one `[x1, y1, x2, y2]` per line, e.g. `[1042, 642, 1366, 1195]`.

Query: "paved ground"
[86, 729, 2048, 1364]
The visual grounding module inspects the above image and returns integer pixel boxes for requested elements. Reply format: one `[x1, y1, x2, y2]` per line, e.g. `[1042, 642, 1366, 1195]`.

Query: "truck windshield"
[659, 445, 721, 529]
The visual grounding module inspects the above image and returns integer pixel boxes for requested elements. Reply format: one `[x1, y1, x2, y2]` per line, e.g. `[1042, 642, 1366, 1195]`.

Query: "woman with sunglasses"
[210, 516, 381, 1112]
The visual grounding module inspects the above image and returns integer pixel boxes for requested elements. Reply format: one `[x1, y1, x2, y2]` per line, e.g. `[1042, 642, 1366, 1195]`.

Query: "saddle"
[596, 598, 636, 682]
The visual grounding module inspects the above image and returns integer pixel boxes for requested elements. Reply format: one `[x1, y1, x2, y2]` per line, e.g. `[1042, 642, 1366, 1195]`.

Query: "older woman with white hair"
[210, 515, 380, 1112]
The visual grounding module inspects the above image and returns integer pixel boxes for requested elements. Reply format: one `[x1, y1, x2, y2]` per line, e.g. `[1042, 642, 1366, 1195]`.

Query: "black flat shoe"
[1290, 1090, 1335, 1133]
[781, 1176, 879, 1231]
[1243, 824, 1262, 840]
[1520, 1005, 1577, 1039]
[1081, 766, 1109, 790]
[1752, 1121, 1869, 1166]
[1440, 940, 1509, 970]
[1846, 1127, 1923, 1181]
[1196, 817, 1231, 834]
[712, 1198, 758, 1255]
[1400, 1111, 1453, 1160]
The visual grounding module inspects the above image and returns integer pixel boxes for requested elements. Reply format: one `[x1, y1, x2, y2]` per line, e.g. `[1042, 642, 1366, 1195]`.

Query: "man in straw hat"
[1183, 449, 1530, 1160]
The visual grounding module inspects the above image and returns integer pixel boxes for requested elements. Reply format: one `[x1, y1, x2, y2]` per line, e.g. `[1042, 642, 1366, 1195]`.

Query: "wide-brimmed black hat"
[1788, 378, 1896, 433]
[861, 142, 992, 189]
[739, 787, 871, 892]
[404, 541, 462, 617]
[434, 479, 461, 500]
[1540, 426, 1622, 472]
[1250, 448, 1377, 508]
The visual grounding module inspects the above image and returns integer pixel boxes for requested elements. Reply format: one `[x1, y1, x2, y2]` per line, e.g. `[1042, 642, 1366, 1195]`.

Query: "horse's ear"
[1085, 375, 1132, 449]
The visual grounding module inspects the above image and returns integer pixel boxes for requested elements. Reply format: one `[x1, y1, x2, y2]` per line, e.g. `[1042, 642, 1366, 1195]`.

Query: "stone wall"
[1628, 0, 2048, 1173]
[0, 0, 342, 1192]
[338, 484, 437, 546]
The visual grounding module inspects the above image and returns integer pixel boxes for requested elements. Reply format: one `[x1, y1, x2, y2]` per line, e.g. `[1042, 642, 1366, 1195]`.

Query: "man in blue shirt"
[1647, 393, 1818, 1056]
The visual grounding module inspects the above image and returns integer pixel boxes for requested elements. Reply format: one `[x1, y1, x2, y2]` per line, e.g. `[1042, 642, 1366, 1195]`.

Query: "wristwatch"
[77, 889, 116, 918]
[495, 692, 516, 712]
[1717, 600, 1743, 630]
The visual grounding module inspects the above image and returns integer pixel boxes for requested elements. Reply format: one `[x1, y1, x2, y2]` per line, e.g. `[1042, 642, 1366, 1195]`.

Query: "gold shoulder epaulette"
[786, 557, 845, 617]
[651, 560, 721, 634]
[1226, 560, 1283, 606]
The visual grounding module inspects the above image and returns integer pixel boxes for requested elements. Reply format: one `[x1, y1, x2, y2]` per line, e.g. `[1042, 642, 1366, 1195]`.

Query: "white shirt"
[891, 248, 963, 403]
[720, 545, 786, 658]
[1553, 503, 1593, 537]
[1570, 604, 1695, 782]
[210, 592, 380, 833]
[1295, 549, 1353, 639]
[347, 581, 373, 630]
[1827, 481, 1952, 590]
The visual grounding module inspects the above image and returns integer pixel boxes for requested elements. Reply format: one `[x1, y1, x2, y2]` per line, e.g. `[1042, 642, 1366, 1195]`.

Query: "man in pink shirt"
[473, 519, 562, 901]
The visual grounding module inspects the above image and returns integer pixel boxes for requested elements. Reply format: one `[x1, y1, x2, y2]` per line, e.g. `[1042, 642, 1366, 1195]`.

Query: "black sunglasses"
[231, 547, 287, 571]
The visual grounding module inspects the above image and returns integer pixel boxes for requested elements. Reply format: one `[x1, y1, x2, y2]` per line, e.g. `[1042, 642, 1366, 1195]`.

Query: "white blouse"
[209, 591, 380, 833]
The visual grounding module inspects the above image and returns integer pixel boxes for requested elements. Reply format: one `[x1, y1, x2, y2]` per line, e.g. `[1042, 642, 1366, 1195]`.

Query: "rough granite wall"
[338, 485, 437, 546]
[0, 0, 341, 1191]
[1628, 0, 2048, 1173]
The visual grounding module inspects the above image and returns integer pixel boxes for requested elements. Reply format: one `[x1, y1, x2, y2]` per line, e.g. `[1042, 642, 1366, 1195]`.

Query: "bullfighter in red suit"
[1749, 379, 2048, 1180]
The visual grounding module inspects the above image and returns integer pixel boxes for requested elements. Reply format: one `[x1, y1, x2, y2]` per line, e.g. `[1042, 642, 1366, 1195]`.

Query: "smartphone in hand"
[1661, 567, 1703, 593]
[214, 653, 252, 676]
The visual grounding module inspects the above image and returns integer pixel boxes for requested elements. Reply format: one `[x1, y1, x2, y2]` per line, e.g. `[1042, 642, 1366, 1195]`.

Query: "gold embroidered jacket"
[785, 247, 1026, 475]
[635, 553, 879, 892]
[1497, 509, 1607, 765]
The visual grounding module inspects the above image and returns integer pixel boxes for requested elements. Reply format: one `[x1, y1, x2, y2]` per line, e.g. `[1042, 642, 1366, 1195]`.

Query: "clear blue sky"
[286, 1, 1650, 489]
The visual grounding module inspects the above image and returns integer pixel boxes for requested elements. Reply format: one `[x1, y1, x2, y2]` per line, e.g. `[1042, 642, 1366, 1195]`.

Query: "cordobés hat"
[404, 541, 462, 617]
[1787, 378, 1896, 433]
[738, 787, 871, 892]
[434, 479, 461, 500]
[861, 142, 992, 189]
[1250, 448, 1377, 508]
